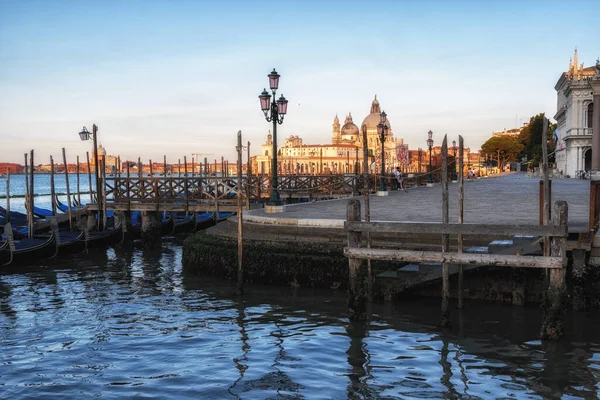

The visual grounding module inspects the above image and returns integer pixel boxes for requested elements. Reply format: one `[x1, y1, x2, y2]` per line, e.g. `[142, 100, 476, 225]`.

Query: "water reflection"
[0, 243, 598, 399]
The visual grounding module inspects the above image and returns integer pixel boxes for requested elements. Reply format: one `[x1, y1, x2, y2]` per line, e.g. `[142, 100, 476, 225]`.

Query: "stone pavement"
[245, 173, 590, 232]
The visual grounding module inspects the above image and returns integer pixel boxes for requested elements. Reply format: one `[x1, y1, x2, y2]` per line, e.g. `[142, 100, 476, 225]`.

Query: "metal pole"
[269, 102, 281, 205]
[428, 145, 433, 183]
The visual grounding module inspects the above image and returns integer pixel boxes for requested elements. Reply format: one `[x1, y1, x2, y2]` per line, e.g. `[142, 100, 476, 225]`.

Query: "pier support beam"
[347, 199, 368, 320]
[141, 211, 161, 248]
[121, 211, 134, 243]
[540, 201, 568, 340]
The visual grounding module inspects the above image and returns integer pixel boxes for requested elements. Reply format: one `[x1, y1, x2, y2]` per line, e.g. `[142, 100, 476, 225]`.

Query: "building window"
[588, 103, 594, 128]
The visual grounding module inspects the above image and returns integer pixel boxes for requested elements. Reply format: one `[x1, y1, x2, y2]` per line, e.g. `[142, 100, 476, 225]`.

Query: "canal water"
[1, 240, 599, 399]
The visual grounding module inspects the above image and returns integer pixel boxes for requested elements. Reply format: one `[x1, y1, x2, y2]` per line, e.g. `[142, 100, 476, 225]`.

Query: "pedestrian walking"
[394, 167, 407, 192]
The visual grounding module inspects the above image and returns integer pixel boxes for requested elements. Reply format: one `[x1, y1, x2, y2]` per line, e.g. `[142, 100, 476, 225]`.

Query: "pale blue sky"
[0, 0, 598, 164]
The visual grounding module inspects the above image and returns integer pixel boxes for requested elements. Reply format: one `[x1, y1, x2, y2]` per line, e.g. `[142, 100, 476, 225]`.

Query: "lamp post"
[258, 69, 288, 206]
[377, 111, 389, 192]
[78, 124, 101, 228]
[427, 130, 434, 184]
[452, 139, 457, 181]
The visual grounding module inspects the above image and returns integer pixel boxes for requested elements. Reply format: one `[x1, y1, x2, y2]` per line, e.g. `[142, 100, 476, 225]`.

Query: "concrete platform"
[243, 173, 591, 233]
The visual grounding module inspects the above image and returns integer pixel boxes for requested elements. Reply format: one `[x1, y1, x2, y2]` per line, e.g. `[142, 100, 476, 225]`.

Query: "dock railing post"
[347, 199, 368, 320]
[457, 136, 464, 309]
[541, 200, 568, 340]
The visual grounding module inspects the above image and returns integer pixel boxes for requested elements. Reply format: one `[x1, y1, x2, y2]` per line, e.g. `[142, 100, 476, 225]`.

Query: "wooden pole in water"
[23, 153, 29, 235]
[184, 156, 188, 177]
[236, 131, 244, 295]
[102, 157, 107, 230]
[163, 156, 167, 178]
[541, 200, 568, 340]
[76, 155, 81, 207]
[149, 160, 153, 176]
[204, 157, 208, 178]
[361, 126, 372, 299]
[191, 157, 195, 178]
[441, 135, 450, 328]
[5, 168, 10, 223]
[347, 199, 367, 320]
[178, 159, 181, 177]
[457, 136, 464, 309]
[29, 150, 35, 239]
[50, 156, 56, 216]
[541, 117, 550, 285]
[62, 148, 73, 231]
[86, 151, 93, 205]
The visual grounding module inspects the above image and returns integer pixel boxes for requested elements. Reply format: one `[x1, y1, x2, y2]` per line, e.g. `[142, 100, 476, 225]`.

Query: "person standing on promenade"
[394, 167, 407, 192]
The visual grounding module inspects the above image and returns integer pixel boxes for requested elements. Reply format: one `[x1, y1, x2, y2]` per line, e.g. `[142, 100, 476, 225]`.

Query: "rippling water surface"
[1, 241, 599, 399]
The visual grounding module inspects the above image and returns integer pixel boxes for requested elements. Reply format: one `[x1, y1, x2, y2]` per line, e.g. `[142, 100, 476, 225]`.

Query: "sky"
[0, 0, 598, 165]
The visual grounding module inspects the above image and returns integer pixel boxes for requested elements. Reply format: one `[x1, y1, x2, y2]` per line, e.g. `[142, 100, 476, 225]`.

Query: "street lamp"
[377, 111, 389, 192]
[78, 124, 101, 229]
[259, 68, 288, 206]
[427, 130, 434, 184]
[452, 139, 457, 181]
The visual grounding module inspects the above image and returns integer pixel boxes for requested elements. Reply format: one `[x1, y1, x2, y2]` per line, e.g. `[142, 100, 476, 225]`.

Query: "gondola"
[49, 219, 87, 256]
[1, 222, 58, 266]
[0, 234, 12, 266]
[216, 211, 235, 222]
[85, 220, 125, 249]
[194, 212, 215, 231]
[33, 205, 54, 219]
[172, 213, 196, 234]
[0, 206, 38, 225]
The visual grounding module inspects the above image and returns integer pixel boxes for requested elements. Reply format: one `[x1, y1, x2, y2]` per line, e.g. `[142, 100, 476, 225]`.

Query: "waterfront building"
[252, 96, 404, 175]
[0, 162, 24, 174]
[554, 49, 598, 176]
[492, 124, 527, 138]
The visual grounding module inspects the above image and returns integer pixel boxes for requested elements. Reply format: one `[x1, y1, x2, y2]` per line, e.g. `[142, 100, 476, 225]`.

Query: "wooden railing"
[101, 174, 377, 211]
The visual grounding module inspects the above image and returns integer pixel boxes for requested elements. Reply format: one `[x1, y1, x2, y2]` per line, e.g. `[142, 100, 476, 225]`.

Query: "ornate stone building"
[253, 96, 404, 175]
[554, 49, 598, 176]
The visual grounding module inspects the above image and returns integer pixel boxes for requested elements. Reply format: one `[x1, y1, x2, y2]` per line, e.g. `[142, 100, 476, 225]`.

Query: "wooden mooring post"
[346, 199, 368, 320]
[62, 148, 73, 231]
[457, 136, 464, 309]
[441, 135, 450, 327]
[236, 131, 244, 295]
[540, 200, 568, 340]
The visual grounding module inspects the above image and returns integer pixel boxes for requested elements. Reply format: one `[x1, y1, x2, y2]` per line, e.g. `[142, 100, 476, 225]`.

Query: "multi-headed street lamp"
[452, 139, 457, 181]
[427, 130, 434, 184]
[377, 111, 389, 192]
[258, 69, 289, 206]
[78, 124, 101, 228]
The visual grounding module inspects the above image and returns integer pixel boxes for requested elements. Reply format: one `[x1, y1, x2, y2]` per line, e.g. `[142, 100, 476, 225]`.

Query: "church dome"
[341, 113, 359, 137]
[361, 95, 391, 131]
[97, 143, 106, 156]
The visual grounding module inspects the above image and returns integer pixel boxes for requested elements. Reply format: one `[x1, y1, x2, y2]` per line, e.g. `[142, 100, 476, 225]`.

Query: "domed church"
[254, 96, 403, 175]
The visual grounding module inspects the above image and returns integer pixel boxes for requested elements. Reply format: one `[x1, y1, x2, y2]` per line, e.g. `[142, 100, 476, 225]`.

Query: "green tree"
[518, 113, 556, 166]
[481, 135, 524, 170]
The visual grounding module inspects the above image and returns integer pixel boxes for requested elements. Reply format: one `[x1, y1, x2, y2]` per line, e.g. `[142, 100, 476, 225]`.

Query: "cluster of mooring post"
[344, 128, 570, 340]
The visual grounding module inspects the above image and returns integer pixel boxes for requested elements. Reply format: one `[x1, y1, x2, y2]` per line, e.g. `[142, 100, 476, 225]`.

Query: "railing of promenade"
[102, 171, 447, 210]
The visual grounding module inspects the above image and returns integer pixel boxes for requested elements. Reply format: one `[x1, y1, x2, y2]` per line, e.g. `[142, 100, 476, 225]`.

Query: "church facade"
[253, 96, 404, 175]
[554, 49, 598, 177]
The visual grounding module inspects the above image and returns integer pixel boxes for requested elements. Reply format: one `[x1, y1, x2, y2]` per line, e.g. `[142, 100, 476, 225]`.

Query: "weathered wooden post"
[50, 156, 57, 216]
[86, 151, 93, 204]
[62, 148, 73, 231]
[346, 199, 368, 320]
[441, 135, 450, 328]
[361, 126, 373, 300]
[5, 169, 10, 223]
[571, 248, 588, 311]
[236, 131, 244, 295]
[457, 136, 464, 309]
[24, 153, 29, 234]
[541, 117, 550, 286]
[540, 200, 568, 340]
[101, 157, 107, 230]
[29, 150, 35, 239]
[86, 151, 95, 229]
[76, 155, 81, 207]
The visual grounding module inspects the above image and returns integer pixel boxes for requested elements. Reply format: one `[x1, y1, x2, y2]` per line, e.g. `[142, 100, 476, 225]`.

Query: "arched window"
[588, 103, 594, 128]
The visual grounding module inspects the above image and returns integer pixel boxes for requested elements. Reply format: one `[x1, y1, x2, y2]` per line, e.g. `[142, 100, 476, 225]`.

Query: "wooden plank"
[343, 247, 566, 269]
[344, 221, 567, 237]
